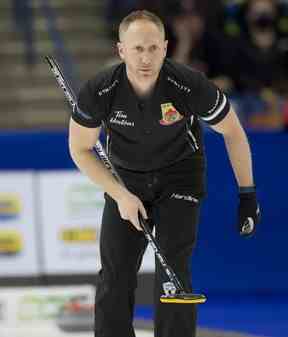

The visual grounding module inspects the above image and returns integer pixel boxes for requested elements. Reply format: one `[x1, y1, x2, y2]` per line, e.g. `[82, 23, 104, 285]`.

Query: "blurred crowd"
[12, 0, 37, 68]
[106, 0, 288, 130]
[10, 0, 288, 130]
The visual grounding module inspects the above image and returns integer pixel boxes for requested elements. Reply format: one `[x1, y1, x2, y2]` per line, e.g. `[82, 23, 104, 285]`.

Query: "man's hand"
[116, 190, 148, 231]
[238, 189, 261, 237]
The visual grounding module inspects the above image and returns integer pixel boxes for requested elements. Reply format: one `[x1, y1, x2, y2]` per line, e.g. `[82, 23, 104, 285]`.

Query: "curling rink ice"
[0, 326, 264, 337]
[0, 287, 277, 337]
[0, 325, 153, 337]
[0, 286, 153, 337]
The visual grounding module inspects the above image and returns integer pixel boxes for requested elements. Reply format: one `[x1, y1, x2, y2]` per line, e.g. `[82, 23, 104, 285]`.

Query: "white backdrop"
[0, 170, 155, 278]
[38, 171, 103, 274]
[38, 170, 155, 274]
[0, 172, 38, 276]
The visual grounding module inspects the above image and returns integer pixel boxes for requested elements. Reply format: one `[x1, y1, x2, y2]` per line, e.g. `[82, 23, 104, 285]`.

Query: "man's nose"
[141, 53, 151, 65]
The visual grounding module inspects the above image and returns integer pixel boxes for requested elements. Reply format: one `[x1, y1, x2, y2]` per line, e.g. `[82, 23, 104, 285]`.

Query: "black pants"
[94, 159, 202, 337]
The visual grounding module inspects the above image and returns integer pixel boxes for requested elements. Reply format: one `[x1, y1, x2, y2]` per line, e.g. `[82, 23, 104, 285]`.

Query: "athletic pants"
[94, 159, 202, 337]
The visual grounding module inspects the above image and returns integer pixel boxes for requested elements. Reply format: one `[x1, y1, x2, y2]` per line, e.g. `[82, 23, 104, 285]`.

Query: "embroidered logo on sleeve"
[159, 103, 183, 125]
[167, 77, 191, 93]
[98, 80, 119, 96]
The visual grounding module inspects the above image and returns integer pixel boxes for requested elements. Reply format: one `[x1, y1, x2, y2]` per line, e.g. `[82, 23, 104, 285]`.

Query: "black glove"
[238, 187, 261, 237]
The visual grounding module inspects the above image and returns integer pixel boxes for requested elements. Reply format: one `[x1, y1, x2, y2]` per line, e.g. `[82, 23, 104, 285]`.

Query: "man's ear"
[117, 42, 125, 60]
[164, 40, 168, 57]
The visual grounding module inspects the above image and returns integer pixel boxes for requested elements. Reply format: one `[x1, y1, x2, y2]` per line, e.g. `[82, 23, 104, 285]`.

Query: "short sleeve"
[71, 80, 103, 128]
[191, 72, 230, 125]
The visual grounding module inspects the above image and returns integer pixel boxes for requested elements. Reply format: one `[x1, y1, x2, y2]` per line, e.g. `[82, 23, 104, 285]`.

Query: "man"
[69, 10, 260, 337]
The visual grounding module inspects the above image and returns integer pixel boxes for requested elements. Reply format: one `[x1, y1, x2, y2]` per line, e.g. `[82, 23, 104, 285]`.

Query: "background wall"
[194, 131, 287, 294]
[1, 129, 286, 294]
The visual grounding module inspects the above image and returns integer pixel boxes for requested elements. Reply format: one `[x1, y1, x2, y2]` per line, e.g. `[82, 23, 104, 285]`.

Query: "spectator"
[223, 0, 288, 129]
[166, 2, 235, 93]
[230, 0, 288, 95]
[223, 0, 288, 39]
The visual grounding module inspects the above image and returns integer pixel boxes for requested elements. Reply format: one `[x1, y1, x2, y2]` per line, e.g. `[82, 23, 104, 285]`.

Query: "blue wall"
[194, 131, 288, 294]
[0, 130, 74, 170]
[1, 129, 287, 294]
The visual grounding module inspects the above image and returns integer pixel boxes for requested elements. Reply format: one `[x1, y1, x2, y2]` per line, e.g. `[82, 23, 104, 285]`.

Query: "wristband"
[239, 186, 256, 194]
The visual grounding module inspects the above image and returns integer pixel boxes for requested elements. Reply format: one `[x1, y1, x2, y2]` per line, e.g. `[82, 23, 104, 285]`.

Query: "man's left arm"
[184, 69, 260, 236]
[210, 107, 261, 237]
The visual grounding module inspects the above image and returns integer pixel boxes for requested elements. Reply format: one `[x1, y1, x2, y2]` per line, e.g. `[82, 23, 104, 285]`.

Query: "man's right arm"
[68, 118, 147, 230]
[69, 118, 124, 200]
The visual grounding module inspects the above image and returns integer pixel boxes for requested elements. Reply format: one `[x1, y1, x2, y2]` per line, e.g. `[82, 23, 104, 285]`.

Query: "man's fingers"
[119, 211, 142, 231]
[139, 202, 148, 220]
[118, 209, 128, 220]
[137, 203, 149, 231]
[130, 214, 142, 231]
[116, 194, 147, 231]
[240, 217, 255, 235]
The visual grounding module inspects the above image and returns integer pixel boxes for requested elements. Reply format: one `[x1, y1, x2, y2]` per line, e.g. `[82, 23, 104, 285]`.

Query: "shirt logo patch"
[159, 103, 183, 125]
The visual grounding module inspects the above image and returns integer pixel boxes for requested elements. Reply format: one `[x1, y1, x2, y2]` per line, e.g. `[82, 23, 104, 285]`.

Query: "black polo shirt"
[72, 58, 230, 182]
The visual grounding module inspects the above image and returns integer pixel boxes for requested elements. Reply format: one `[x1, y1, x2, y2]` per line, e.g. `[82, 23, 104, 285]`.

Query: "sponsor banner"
[39, 171, 154, 274]
[0, 172, 38, 276]
[38, 170, 155, 274]
[0, 285, 94, 327]
[38, 171, 104, 274]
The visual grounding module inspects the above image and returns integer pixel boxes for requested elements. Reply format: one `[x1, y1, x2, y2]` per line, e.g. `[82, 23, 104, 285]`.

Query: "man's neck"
[126, 70, 159, 98]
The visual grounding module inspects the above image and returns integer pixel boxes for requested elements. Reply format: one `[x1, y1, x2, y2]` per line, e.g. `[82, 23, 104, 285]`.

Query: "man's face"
[248, 0, 276, 30]
[117, 20, 168, 81]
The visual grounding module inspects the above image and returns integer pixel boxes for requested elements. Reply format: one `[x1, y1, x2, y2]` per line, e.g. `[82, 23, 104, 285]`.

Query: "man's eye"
[135, 46, 143, 52]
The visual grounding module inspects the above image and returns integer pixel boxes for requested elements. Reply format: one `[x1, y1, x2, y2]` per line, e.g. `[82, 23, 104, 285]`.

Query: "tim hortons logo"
[110, 111, 135, 127]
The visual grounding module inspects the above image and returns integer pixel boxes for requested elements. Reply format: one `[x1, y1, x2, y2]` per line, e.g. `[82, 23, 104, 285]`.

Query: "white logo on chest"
[110, 111, 135, 127]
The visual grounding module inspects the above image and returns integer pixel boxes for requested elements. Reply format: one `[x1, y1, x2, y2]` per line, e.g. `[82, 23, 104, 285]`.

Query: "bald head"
[119, 10, 165, 42]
